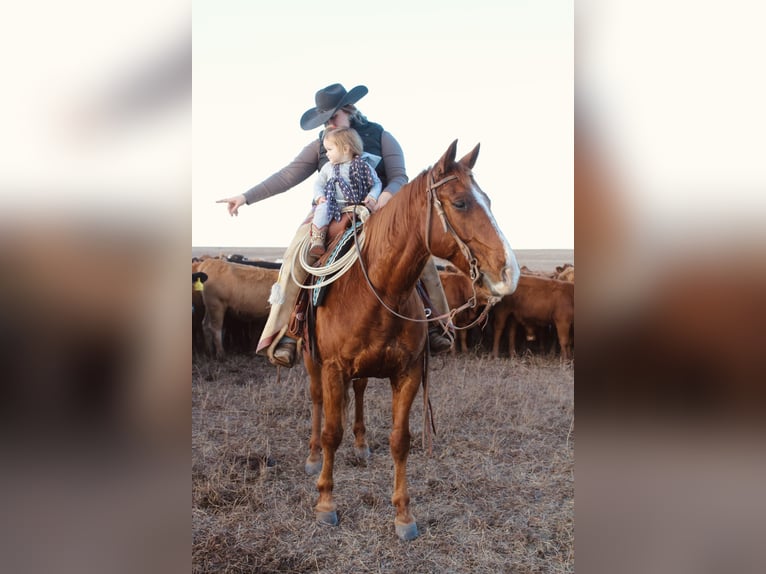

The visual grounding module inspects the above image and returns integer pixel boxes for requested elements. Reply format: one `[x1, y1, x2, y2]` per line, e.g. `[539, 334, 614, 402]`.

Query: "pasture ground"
[192, 351, 574, 573]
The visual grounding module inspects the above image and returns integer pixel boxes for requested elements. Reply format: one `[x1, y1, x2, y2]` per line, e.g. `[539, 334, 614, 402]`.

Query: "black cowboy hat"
[299, 83, 368, 130]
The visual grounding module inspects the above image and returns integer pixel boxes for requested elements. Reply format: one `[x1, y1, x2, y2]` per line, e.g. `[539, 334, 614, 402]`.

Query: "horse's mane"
[363, 159, 474, 258]
[362, 168, 430, 251]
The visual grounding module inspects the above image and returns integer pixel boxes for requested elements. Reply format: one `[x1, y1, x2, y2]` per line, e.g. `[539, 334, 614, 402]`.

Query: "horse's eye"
[452, 200, 467, 211]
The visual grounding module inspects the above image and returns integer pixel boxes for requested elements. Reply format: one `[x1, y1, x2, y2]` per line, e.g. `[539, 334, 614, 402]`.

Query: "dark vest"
[319, 121, 387, 185]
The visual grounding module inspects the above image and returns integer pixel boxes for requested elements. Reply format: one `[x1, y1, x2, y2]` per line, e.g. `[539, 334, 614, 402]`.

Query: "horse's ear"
[458, 143, 480, 169]
[433, 139, 459, 178]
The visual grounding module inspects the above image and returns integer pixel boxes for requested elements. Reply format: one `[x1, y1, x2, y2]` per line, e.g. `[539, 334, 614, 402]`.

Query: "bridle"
[425, 173, 480, 285]
[352, 169, 499, 330]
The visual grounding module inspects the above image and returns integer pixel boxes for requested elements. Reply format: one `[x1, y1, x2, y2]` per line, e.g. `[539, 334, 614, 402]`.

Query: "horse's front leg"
[305, 357, 323, 475]
[315, 365, 347, 526]
[389, 366, 423, 541]
[352, 378, 370, 463]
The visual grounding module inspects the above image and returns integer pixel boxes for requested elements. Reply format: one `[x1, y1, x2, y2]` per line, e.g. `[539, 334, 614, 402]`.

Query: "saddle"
[287, 212, 361, 342]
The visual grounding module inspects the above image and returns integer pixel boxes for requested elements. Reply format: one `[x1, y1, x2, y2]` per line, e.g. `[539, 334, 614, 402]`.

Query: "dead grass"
[192, 351, 573, 573]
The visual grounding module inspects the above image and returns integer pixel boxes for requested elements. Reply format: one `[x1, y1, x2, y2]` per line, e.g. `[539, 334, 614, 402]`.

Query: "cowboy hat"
[299, 83, 368, 130]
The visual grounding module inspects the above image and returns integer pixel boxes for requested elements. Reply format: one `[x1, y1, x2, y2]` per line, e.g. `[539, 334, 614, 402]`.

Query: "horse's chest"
[340, 336, 423, 377]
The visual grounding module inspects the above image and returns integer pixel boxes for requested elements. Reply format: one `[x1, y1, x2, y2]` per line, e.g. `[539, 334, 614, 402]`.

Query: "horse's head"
[425, 140, 519, 297]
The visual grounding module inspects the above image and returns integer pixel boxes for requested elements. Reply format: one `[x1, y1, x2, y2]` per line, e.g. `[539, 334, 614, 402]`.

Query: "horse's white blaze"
[472, 183, 520, 295]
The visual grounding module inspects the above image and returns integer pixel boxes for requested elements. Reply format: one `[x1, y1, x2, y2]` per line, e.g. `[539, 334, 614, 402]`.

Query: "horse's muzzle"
[481, 263, 519, 297]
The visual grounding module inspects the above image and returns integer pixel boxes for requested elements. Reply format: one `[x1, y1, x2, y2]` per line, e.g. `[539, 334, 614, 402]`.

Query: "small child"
[309, 127, 382, 259]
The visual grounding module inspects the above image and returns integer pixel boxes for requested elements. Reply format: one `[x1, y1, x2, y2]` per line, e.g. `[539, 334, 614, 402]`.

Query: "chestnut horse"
[302, 140, 520, 540]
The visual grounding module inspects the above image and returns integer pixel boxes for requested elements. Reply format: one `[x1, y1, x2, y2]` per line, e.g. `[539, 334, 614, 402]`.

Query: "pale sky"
[192, 1, 573, 249]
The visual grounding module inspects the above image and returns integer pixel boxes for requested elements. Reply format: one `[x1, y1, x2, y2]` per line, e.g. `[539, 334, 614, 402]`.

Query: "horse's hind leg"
[315, 366, 346, 526]
[352, 378, 370, 463]
[305, 358, 323, 475]
[389, 369, 422, 541]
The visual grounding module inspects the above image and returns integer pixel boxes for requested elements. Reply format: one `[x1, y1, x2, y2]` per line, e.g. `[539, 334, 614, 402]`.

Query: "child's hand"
[314, 197, 327, 205]
[364, 196, 377, 212]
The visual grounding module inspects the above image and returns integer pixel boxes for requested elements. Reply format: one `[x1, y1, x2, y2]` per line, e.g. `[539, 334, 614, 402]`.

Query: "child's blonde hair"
[324, 127, 364, 157]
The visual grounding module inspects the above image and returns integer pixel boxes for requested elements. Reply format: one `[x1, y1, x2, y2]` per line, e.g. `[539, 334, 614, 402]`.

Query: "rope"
[290, 205, 369, 290]
[421, 344, 435, 454]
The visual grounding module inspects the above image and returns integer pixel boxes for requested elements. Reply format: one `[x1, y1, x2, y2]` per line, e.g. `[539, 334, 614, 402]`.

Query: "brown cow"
[520, 265, 555, 279]
[509, 266, 567, 353]
[492, 275, 574, 361]
[554, 263, 575, 282]
[192, 262, 207, 355]
[196, 258, 279, 358]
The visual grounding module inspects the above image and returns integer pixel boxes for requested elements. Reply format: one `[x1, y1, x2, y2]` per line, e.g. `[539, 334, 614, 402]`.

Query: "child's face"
[325, 139, 351, 164]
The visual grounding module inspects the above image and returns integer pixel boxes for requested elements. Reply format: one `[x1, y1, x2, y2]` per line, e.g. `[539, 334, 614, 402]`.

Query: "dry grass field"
[192, 350, 574, 573]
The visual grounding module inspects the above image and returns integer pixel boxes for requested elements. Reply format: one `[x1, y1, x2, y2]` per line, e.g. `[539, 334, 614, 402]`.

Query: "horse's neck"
[361, 178, 431, 296]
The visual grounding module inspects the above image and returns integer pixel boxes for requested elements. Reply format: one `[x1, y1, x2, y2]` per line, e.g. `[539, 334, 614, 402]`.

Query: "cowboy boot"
[308, 224, 328, 260]
[272, 335, 298, 368]
[428, 323, 454, 354]
[419, 259, 454, 354]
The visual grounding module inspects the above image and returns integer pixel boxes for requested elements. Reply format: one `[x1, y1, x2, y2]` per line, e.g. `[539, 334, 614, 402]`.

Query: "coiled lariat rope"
[290, 205, 370, 289]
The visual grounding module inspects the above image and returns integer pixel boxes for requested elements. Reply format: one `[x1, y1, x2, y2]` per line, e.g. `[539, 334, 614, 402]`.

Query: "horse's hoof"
[395, 522, 419, 541]
[305, 459, 322, 475]
[316, 510, 338, 526]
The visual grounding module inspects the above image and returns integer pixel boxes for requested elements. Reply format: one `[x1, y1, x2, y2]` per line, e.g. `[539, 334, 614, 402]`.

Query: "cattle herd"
[192, 254, 574, 361]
